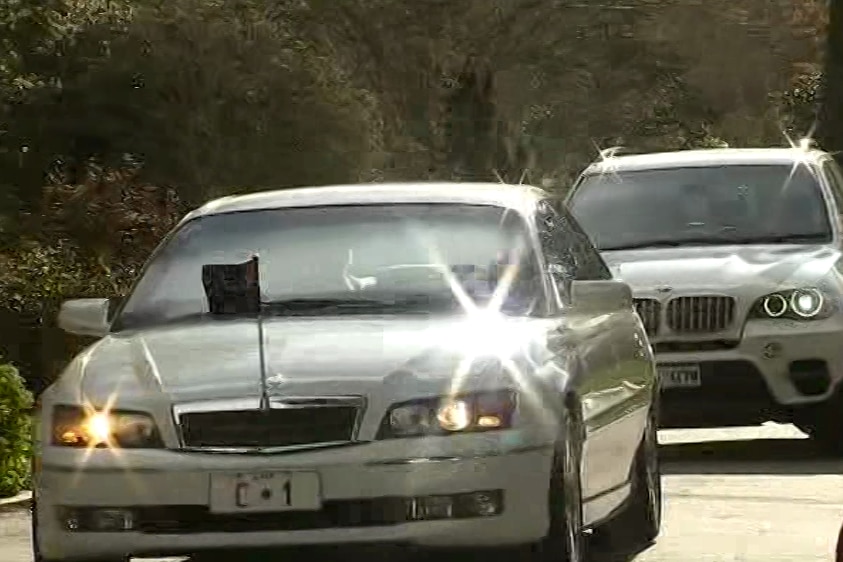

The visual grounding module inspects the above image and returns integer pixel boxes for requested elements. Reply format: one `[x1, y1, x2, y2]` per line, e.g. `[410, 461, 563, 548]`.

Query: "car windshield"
[115, 203, 542, 329]
[568, 164, 833, 251]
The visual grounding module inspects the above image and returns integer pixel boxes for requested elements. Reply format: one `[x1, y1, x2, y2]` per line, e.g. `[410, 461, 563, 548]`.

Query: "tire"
[798, 422, 843, 455]
[794, 393, 843, 455]
[529, 409, 587, 562]
[594, 404, 662, 551]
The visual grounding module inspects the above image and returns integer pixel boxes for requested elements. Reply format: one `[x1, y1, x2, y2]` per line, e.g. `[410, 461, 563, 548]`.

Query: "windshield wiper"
[264, 295, 452, 315]
[265, 297, 392, 311]
[601, 241, 683, 251]
[731, 233, 831, 244]
[600, 237, 741, 251]
[601, 232, 832, 251]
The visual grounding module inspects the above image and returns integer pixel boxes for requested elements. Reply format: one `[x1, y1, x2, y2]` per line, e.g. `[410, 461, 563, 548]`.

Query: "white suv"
[567, 147, 843, 452]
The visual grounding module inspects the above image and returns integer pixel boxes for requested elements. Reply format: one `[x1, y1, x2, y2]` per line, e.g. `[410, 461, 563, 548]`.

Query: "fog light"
[406, 490, 503, 521]
[464, 491, 501, 516]
[64, 515, 80, 531]
[91, 509, 135, 531]
[763, 342, 782, 359]
[408, 496, 454, 520]
[477, 415, 502, 428]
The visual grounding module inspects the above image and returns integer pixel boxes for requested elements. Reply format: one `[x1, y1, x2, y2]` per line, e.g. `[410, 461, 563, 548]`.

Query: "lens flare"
[589, 140, 624, 184]
[437, 400, 472, 432]
[84, 412, 112, 444]
[399, 220, 558, 433]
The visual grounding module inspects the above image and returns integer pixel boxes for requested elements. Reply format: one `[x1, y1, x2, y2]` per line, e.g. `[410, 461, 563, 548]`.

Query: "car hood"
[54, 315, 554, 409]
[601, 244, 842, 294]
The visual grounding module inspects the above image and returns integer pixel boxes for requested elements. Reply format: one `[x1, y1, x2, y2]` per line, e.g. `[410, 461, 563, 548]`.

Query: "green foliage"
[0, 0, 133, 224]
[0, 170, 182, 321]
[0, 0, 132, 96]
[0, 361, 33, 497]
[781, 69, 822, 137]
[0, 240, 119, 321]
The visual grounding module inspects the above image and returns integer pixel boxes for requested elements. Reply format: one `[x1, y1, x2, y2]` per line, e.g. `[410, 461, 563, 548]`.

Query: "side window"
[535, 199, 612, 282]
[556, 203, 613, 281]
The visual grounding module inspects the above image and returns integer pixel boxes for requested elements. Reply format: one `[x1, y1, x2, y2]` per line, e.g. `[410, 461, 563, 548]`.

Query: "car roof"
[581, 147, 830, 175]
[184, 182, 551, 222]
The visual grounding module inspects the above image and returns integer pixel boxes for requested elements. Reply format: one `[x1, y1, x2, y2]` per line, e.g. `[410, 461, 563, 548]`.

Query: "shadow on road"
[187, 539, 655, 562]
[588, 539, 654, 562]
[659, 436, 843, 475]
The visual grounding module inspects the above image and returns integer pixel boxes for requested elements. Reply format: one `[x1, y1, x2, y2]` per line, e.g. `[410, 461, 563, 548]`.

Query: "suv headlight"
[752, 288, 835, 320]
[51, 405, 164, 449]
[377, 390, 517, 439]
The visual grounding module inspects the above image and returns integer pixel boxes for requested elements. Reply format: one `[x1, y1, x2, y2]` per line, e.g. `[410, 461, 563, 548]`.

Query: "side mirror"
[569, 280, 632, 313]
[57, 298, 111, 337]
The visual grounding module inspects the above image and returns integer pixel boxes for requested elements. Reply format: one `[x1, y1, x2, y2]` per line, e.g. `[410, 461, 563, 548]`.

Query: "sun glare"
[403, 226, 556, 427]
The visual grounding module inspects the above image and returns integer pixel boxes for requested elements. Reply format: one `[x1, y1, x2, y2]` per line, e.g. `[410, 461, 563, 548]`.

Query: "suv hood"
[53, 315, 551, 409]
[601, 244, 841, 293]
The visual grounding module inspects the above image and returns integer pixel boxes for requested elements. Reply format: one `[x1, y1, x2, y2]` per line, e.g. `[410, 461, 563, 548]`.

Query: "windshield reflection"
[569, 164, 833, 251]
[115, 203, 543, 329]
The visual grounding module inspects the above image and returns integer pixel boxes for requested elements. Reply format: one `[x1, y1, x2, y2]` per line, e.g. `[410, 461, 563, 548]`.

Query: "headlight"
[51, 405, 164, 449]
[790, 288, 824, 318]
[378, 390, 516, 439]
[753, 288, 834, 320]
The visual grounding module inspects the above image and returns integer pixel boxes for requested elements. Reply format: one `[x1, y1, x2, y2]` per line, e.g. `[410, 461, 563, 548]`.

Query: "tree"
[0, 0, 133, 231]
[818, 0, 843, 157]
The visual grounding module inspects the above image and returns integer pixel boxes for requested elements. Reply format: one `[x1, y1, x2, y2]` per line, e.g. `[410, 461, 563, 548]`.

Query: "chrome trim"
[364, 443, 552, 466]
[172, 398, 261, 422]
[633, 298, 660, 335]
[179, 440, 366, 455]
[172, 396, 367, 450]
[665, 294, 735, 333]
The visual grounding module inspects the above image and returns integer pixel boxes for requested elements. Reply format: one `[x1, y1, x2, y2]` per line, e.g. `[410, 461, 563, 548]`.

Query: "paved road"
[3, 424, 842, 561]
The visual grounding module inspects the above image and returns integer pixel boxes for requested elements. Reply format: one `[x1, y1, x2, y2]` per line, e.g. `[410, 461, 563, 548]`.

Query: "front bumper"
[653, 317, 843, 427]
[36, 432, 554, 560]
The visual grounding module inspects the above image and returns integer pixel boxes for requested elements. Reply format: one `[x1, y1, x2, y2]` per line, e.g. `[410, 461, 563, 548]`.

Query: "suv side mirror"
[57, 298, 111, 337]
[569, 280, 632, 313]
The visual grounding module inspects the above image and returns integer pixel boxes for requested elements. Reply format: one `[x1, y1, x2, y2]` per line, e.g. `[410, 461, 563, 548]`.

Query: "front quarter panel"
[561, 306, 653, 504]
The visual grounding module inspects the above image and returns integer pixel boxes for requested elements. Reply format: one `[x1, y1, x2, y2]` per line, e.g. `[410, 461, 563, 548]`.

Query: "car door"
[816, 158, 843, 281]
[535, 199, 651, 520]
[820, 158, 843, 237]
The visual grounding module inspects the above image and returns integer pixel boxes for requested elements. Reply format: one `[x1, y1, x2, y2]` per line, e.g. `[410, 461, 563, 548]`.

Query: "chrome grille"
[179, 404, 359, 449]
[633, 298, 661, 335]
[665, 295, 735, 333]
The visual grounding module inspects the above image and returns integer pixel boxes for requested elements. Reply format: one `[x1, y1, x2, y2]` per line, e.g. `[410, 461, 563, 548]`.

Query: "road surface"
[3, 424, 842, 561]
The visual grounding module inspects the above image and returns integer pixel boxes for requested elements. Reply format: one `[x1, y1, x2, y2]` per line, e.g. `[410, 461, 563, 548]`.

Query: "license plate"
[209, 471, 321, 514]
[658, 364, 701, 389]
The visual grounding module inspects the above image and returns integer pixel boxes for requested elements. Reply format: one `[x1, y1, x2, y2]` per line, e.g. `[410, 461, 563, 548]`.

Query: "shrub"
[0, 361, 33, 497]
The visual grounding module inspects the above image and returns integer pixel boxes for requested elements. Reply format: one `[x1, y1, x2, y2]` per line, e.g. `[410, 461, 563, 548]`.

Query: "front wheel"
[793, 394, 843, 455]
[593, 406, 662, 550]
[796, 421, 843, 455]
[529, 414, 587, 562]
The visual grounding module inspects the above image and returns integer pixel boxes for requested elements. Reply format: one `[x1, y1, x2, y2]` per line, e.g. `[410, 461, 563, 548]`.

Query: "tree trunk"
[818, 0, 843, 159]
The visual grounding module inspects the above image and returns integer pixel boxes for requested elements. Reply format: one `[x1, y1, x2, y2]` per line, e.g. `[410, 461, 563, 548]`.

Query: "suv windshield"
[115, 203, 542, 329]
[568, 164, 833, 251]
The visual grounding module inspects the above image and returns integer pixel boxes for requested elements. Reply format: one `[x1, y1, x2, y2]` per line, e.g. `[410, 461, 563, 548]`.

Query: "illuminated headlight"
[378, 390, 516, 439]
[790, 289, 824, 318]
[51, 405, 163, 448]
[755, 288, 832, 320]
[761, 293, 788, 317]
